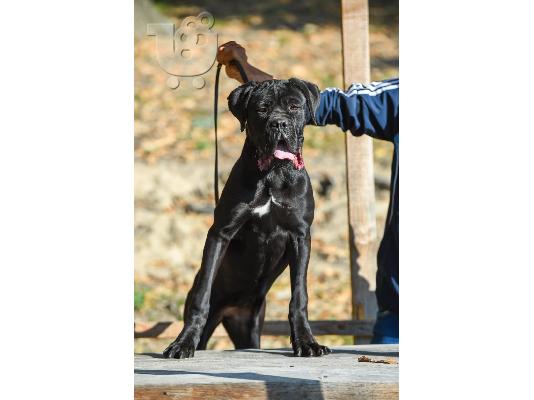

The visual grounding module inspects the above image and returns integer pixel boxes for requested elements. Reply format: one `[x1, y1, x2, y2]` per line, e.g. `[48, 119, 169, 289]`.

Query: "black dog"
[163, 78, 331, 358]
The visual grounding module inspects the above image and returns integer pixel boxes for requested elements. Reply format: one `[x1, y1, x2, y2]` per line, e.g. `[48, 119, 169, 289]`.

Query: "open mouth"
[257, 139, 304, 171]
[273, 140, 297, 162]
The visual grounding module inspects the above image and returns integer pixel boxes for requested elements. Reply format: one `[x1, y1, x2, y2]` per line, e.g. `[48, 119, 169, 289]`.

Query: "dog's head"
[228, 78, 320, 171]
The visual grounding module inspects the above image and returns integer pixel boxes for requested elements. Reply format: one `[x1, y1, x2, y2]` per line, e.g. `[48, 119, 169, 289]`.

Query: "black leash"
[213, 60, 249, 205]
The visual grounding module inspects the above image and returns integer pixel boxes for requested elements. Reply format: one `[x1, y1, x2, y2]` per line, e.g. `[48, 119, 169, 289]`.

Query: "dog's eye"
[289, 104, 301, 112]
[257, 103, 270, 113]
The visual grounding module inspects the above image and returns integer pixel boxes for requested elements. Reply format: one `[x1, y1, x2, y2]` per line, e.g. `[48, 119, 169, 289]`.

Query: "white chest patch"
[252, 198, 271, 217]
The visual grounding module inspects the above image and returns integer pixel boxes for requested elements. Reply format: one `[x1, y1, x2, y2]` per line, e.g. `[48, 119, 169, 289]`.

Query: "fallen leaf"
[358, 355, 397, 364]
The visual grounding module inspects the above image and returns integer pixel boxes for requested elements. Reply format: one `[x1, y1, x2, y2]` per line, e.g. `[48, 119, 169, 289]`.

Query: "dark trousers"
[372, 134, 399, 343]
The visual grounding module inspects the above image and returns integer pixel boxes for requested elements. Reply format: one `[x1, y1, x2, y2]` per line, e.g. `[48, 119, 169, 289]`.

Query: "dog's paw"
[292, 340, 332, 357]
[163, 339, 196, 359]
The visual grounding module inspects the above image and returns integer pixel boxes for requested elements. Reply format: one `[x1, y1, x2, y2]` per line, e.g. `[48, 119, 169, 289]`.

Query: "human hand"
[217, 41, 249, 82]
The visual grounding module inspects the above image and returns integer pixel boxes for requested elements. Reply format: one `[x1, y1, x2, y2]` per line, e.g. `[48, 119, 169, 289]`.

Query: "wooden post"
[340, 0, 378, 343]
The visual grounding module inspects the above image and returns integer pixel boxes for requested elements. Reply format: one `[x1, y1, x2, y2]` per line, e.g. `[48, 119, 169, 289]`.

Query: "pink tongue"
[273, 149, 296, 161]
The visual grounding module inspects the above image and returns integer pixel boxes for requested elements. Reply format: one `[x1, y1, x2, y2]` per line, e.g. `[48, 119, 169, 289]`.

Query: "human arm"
[315, 79, 399, 142]
[216, 41, 273, 83]
[216, 42, 399, 141]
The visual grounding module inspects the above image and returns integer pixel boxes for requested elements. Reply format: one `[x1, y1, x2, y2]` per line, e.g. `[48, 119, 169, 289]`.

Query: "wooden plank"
[135, 321, 227, 339]
[340, 0, 378, 342]
[260, 320, 375, 336]
[135, 320, 375, 339]
[135, 344, 399, 400]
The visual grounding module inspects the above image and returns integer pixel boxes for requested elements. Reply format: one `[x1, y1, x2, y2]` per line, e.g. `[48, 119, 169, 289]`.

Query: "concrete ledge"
[135, 344, 399, 399]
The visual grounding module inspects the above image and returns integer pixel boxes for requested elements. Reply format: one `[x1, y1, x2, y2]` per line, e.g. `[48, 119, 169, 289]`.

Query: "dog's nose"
[269, 119, 288, 130]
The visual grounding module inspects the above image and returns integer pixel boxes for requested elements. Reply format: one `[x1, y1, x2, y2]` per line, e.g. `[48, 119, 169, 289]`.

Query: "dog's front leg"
[288, 233, 332, 357]
[163, 204, 251, 359]
[163, 231, 228, 359]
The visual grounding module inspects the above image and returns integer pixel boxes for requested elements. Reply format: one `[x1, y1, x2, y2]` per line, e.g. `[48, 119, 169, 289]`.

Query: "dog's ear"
[289, 78, 320, 125]
[228, 81, 258, 132]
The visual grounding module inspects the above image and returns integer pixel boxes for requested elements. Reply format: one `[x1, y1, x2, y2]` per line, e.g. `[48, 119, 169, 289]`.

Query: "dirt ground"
[134, 0, 398, 353]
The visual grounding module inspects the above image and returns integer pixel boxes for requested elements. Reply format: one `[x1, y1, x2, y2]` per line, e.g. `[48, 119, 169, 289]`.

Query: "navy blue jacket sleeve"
[314, 78, 399, 142]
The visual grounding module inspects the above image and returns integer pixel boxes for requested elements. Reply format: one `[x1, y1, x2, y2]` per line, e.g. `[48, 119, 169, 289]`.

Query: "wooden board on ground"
[135, 344, 398, 400]
[135, 319, 375, 339]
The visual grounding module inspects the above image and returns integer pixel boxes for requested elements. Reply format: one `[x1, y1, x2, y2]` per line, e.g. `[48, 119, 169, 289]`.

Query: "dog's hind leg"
[196, 307, 224, 350]
[222, 300, 266, 349]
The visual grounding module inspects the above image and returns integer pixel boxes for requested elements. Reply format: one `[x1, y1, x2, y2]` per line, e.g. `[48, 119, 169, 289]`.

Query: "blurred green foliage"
[134, 285, 149, 311]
